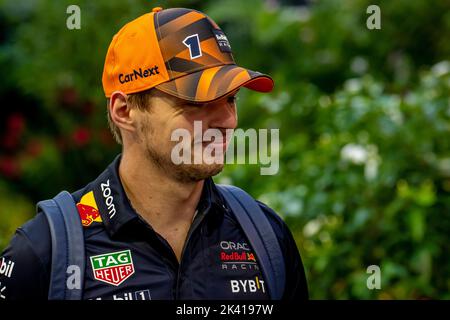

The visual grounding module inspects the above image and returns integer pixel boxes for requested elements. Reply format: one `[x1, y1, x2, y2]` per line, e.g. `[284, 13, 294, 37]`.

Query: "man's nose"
[205, 99, 238, 130]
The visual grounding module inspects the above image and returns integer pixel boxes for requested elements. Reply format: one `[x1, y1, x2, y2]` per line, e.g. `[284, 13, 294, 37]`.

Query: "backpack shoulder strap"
[36, 191, 85, 300]
[216, 184, 286, 300]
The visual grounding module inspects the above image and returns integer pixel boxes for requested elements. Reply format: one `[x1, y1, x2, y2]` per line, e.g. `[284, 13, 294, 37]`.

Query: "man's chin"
[173, 163, 224, 182]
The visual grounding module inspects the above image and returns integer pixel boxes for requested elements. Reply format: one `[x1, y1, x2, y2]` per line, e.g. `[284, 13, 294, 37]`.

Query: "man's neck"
[118, 151, 204, 233]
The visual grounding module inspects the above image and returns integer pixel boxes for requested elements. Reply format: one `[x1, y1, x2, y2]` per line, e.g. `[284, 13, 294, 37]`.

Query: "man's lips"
[192, 139, 229, 152]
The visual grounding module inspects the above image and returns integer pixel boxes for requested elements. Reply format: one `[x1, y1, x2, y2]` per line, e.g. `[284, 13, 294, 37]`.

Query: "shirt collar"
[91, 154, 225, 238]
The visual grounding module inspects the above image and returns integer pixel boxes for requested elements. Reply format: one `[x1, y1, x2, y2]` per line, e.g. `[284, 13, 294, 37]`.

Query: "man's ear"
[109, 91, 135, 133]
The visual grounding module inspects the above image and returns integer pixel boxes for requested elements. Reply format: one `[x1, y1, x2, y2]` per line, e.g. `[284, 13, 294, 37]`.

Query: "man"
[0, 7, 308, 300]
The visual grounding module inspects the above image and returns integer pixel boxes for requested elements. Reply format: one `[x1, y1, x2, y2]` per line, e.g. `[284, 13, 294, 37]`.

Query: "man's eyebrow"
[173, 90, 240, 107]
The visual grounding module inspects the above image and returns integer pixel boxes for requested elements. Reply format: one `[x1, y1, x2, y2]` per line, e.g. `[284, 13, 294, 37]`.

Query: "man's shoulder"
[10, 184, 94, 265]
[16, 211, 52, 264]
[0, 211, 52, 299]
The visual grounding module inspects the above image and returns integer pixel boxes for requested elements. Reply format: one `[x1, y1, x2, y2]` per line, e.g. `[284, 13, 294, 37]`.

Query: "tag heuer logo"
[90, 250, 135, 286]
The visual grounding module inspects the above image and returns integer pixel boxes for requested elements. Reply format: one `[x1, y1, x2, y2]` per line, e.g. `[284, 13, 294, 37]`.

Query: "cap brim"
[155, 64, 274, 103]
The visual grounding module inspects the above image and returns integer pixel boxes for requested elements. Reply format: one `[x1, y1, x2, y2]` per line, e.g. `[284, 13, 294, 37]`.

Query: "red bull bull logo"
[77, 191, 102, 227]
[247, 253, 256, 262]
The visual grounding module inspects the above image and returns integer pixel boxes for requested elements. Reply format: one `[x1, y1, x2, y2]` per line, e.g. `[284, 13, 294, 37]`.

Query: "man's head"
[102, 7, 274, 182]
[108, 88, 238, 183]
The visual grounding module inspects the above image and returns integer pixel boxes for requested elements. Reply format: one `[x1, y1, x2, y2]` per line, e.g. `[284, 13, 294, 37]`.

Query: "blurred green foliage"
[0, 0, 449, 299]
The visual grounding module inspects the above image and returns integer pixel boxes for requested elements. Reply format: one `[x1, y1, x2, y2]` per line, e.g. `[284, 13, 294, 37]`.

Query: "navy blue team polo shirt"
[0, 155, 308, 300]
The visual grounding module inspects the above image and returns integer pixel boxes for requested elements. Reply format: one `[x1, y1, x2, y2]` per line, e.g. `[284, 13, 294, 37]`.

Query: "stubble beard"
[141, 121, 224, 183]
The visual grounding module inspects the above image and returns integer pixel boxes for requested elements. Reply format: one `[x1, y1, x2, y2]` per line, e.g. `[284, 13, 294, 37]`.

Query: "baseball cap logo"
[182, 34, 203, 60]
[118, 65, 160, 84]
[212, 30, 231, 53]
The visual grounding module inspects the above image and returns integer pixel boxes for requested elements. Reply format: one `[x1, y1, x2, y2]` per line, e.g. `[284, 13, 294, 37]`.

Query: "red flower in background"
[0, 156, 21, 179]
[1, 113, 26, 150]
[72, 127, 91, 147]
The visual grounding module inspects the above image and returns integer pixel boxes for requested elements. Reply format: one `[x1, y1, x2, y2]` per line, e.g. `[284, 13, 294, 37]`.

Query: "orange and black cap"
[102, 7, 274, 102]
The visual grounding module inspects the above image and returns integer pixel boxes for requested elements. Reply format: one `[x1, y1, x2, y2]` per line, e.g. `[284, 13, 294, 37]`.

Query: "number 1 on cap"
[183, 34, 202, 60]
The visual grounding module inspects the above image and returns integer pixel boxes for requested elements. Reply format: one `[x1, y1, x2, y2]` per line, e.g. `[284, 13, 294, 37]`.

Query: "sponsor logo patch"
[213, 29, 232, 53]
[220, 241, 250, 251]
[118, 66, 160, 84]
[101, 179, 116, 219]
[0, 257, 15, 278]
[92, 289, 151, 300]
[230, 276, 266, 294]
[219, 242, 259, 271]
[90, 250, 134, 286]
[220, 251, 256, 262]
[77, 191, 102, 227]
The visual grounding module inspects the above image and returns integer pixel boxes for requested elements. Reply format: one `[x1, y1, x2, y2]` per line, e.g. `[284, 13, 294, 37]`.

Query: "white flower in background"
[344, 78, 363, 93]
[431, 61, 450, 77]
[341, 143, 368, 164]
[341, 143, 381, 181]
[303, 219, 322, 238]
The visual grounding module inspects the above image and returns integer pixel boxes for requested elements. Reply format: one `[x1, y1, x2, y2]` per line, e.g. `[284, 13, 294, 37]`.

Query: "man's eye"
[183, 101, 202, 108]
[227, 96, 237, 104]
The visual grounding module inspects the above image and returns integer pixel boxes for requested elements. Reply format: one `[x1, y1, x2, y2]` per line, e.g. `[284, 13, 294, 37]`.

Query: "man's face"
[134, 89, 238, 183]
